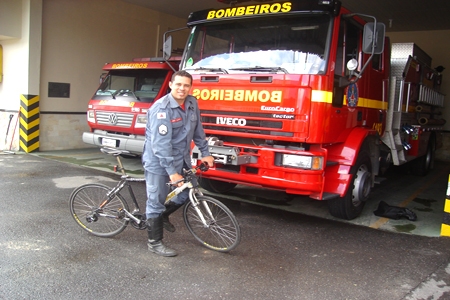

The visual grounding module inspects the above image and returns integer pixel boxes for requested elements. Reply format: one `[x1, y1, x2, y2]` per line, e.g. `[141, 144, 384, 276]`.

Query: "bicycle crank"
[130, 213, 147, 230]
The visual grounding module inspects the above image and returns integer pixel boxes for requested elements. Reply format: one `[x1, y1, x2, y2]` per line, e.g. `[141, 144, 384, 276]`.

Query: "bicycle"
[69, 147, 241, 252]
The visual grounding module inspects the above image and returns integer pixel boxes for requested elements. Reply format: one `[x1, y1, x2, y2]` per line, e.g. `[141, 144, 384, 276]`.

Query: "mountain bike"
[69, 147, 241, 252]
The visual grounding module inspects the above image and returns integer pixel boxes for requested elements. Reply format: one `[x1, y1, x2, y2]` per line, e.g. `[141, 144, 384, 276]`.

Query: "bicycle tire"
[69, 183, 129, 238]
[183, 195, 241, 252]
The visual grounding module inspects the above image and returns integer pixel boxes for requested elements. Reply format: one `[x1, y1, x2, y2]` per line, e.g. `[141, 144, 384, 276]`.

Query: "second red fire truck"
[82, 57, 180, 154]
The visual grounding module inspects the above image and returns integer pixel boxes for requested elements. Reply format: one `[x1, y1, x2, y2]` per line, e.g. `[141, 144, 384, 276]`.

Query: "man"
[142, 70, 214, 257]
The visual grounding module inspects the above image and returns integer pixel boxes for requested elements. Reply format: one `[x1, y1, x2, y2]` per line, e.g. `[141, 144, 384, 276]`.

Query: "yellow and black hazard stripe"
[441, 175, 450, 237]
[19, 94, 40, 153]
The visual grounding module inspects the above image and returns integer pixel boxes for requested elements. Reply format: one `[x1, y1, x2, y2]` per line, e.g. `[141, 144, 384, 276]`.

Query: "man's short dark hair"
[171, 70, 193, 84]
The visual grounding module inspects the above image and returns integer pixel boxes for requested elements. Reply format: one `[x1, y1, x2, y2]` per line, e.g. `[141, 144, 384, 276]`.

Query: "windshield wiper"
[185, 67, 228, 74]
[111, 89, 139, 100]
[229, 66, 288, 74]
[126, 91, 139, 100]
[98, 90, 116, 99]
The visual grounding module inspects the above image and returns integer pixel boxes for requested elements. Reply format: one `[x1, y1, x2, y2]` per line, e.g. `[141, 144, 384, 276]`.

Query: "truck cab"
[82, 57, 180, 154]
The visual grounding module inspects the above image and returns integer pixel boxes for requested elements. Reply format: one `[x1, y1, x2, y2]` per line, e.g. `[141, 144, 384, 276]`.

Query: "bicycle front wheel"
[69, 183, 129, 238]
[183, 195, 241, 252]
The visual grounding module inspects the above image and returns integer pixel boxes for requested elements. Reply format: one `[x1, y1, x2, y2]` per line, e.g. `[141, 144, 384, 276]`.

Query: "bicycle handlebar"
[166, 162, 209, 187]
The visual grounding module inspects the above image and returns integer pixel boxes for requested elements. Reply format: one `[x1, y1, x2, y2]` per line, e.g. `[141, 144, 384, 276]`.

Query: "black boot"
[162, 202, 182, 233]
[147, 216, 177, 257]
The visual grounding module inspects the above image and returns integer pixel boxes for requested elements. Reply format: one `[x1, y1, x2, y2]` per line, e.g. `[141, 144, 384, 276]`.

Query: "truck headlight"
[87, 110, 95, 123]
[282, 154, 323, 170]
[135, 114, 147, 128]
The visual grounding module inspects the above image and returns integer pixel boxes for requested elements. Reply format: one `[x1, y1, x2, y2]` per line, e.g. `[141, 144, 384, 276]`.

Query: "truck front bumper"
[82, 130, 144, 155]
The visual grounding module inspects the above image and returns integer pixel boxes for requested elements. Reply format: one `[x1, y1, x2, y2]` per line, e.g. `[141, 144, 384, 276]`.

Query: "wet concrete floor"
[1, 149, 449, 299]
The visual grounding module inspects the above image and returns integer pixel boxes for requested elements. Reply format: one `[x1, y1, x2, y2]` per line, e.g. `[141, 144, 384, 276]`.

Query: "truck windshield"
[93, 69, 168, 103]
[182, 14, 331, 74]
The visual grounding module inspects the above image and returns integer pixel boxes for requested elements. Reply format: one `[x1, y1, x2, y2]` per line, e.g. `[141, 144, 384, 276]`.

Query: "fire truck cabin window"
[93, 69, 169, 103]
[183, 14, 332, 75]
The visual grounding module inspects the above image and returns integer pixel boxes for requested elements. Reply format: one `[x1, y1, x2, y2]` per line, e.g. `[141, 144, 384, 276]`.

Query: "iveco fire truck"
[164, 0, 445, 220]
[82, 57, 180, 154]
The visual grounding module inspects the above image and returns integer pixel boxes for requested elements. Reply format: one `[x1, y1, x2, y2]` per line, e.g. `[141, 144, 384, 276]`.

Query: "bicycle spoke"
[184, 196, 240, 252]
[187, 211, 237, 246]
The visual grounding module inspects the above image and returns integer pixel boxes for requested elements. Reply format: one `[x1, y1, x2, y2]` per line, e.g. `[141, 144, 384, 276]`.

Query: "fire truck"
[82, 57, 180, 155]
[164, 0, 445, 220]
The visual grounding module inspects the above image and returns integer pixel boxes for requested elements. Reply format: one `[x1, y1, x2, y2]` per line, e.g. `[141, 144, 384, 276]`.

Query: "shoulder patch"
[157, 112, 166, 119]
[158, 124, 168, 135]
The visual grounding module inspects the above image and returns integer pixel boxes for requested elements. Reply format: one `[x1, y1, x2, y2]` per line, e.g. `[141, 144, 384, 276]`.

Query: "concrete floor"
[27, 147, 450, 238]
[3, 151, 450, 300]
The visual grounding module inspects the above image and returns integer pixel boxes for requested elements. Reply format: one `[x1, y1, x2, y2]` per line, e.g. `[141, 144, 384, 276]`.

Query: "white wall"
[37, 0, 188, 150]
[40, 0, 187, 113]
[0, 0, 188, 151]
[0, 0, 40, 110]
[0, 0, 41, 151]
[0, 0, 22, 39]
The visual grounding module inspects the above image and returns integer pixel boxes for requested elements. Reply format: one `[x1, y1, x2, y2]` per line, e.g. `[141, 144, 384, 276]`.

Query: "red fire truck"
[166, 0, 446, 220]
[82, 57, 180, 154]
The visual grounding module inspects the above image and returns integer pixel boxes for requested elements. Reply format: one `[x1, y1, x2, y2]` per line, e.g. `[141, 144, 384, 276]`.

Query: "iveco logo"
[216, 117, 246, 126]
[108, 113, 118, 125]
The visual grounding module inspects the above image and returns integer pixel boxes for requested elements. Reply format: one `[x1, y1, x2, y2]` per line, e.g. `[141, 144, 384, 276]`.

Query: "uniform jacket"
[142, 93, 210, 176]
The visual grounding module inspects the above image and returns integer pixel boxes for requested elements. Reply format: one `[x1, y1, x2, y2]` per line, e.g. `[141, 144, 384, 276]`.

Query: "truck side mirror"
[163, 36, 173, 61]
[99, 73, 107, 85]
[362, 22, 385, 54]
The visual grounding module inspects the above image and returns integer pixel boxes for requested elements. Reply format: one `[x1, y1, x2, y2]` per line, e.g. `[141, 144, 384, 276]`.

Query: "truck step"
[374, 177, 386, 184]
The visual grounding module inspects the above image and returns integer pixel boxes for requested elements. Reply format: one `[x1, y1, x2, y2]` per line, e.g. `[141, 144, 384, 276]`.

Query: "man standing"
[142, 70, 214, 257]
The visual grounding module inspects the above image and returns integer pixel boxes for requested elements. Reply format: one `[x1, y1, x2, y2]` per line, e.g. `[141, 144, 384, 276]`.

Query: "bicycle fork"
[189, 189, 215, 228]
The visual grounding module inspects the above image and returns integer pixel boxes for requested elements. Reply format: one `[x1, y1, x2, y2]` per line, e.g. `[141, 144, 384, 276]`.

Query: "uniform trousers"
[144, 164, 190, 219]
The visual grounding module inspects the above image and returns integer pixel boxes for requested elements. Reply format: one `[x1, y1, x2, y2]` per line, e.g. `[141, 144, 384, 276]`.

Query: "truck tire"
[199, 178, 237, 194]
[328, 141, 373, 220]
[410, 137, 435, 177]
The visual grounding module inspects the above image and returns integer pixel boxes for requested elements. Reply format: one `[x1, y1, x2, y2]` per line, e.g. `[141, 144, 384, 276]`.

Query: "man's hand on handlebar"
[170, 156, 213, 187]
[201, 155, 215, 167]
[169, 173, 184, 187]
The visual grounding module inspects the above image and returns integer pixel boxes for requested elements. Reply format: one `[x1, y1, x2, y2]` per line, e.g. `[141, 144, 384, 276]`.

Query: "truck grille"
[96, 111, 134, 127]
[201, 110, 290, 136]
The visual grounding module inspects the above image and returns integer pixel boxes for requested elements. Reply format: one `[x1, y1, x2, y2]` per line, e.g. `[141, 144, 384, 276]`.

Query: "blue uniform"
[142, 93, 210, 218]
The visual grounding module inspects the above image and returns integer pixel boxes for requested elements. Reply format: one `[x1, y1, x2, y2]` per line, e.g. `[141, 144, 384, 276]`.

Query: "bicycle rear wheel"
[69, 183, 129, 238]
[183, 195, 241, 252]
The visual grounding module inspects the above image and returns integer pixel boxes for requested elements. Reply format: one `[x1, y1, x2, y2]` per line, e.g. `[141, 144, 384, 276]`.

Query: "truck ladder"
[381, 77, 407, 165]
[418, 84, 445, 107]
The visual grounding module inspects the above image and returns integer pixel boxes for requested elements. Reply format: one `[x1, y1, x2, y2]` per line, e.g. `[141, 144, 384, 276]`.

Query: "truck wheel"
[410, 137, 435, 177]
[199, 178, 237, 194]
[328, 143, 372, 220]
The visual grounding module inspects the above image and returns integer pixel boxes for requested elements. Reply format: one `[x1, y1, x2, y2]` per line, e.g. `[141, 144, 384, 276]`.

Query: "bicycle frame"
[97, 152, 146, 226]
[101, 148, 215, 229]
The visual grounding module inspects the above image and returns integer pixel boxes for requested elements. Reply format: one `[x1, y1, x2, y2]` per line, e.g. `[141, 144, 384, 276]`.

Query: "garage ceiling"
[123, 0, 450, 32]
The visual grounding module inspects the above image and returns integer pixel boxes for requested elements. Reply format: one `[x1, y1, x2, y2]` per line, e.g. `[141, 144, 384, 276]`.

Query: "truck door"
[333, 17, 362, 108]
